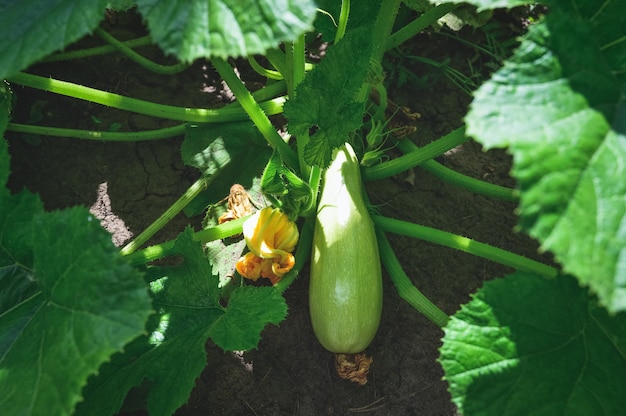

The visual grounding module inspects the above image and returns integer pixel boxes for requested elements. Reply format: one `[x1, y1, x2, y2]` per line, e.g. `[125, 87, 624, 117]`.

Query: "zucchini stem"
[395, 139, 518, 201]
[211, 57, 299, 171]
[362, 126, 468, 181]
[41, 36, 153, 62]
[7, 122, 186, 141]
[385, 3, 461, 51]
[8, 72, 286, 123]
[120, 177, 210, 255]
[373, 215, 558, 278]
[376, 229, 449, 328]
[123, 216, 248, 266]
[94, 28, 189, 75]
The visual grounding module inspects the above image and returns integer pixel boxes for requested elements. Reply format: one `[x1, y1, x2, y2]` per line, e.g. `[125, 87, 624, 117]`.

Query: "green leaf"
[135, 0, 317, 60]
[463, 5, 626, 312]
[284, 28, 374, 168]
[0, 190, 43, 312]
[78, 228, 287, 416]
[182, 122, 272, 216]
[260, 150, 312, 218]
[439, 272, 626, 416]
[0, 206, 152, 416]
[211, 286, 287, 351]
[0, 0, 109, 79]
[77, 228, 224, 416]
[0, 81, 11, 135]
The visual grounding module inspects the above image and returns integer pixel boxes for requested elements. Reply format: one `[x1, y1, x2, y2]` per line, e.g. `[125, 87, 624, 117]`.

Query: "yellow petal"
[242, 207, 299, 259]
[235, 252, 263, 281]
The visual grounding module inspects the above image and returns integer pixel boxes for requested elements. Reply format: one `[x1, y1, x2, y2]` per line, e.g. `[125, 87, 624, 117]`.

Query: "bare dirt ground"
[6, 9, 551, 416]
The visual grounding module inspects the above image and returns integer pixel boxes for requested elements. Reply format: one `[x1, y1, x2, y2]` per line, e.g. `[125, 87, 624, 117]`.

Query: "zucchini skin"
[309, 143, 383, 353]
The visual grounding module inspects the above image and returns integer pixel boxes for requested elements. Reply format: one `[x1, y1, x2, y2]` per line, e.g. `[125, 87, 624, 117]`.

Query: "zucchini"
[309, 143, 383, 353]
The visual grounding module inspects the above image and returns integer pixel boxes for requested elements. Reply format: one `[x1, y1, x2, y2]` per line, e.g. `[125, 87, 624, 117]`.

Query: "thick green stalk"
[124, 216, 248, 266]
[42, 36, 153, 62]
[211, 57, 299, 171]
[334, 0, 350, 43]
[288, 34, 311, 177]
[8, 123, 186, 141]
[248, 56, 283, 80]
[371, 0, 402, 63]
[266, 48, 289, 84]
[373, 215, 558, 278]
[362, 126, 468, 181]
[8, 72, 286, 123]
[120, 177, 210, 255]
[376, 229, 449, 328]
[395, 139, 518, 201]
[385, 3, 460, 51]
[94, 28, 189, 75]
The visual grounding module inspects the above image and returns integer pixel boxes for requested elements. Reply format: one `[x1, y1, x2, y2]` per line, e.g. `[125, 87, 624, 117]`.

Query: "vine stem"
[373, 215, 558, 278]
[42, 36, 153, 62]
[395, 139, 518, 201]
[8, 72, 286, 123]
[7, 122, 186, 141]
[211, 57, 299, 171]
[385, 3, 461, 51]
[376, 229, 449, 328]
[372, 0, 402, 63]
[362, 126, 468, 181]
[120, 177, 210, 255]
[123, 216, 248, 266]
[334, 0, 350, 43]
[94, 28, 189, 75]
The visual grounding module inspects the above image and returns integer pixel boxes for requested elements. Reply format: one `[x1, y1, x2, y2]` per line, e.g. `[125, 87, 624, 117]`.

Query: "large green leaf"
[440, 272, 626, 416]
[0, 82, 11, 135]
[0, 0, 109, 79]
[284, 28, 374, 167]
[0, 190, 43, 312]
[181, 121, 272, 216]
[135, 0, 317, 60]
[77, 228, 287, 416]
[461, 1, 626, 312]
[77, 228, 223, 416]
[0, 206, 152, 416]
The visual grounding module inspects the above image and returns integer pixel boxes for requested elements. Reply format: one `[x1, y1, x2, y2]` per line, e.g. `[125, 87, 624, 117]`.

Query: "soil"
[6, 9, 552, 416]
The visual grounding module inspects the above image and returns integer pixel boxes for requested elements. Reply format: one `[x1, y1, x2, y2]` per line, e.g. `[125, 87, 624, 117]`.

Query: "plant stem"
[8, 72, 286, 123]
[373, 215, 558, 278]
[123, 216, 248, 266]
[362, 126, 468, 181]
[376, 229, 449, 328]
[372, 0, 402, 63]
[211, 57, 299, 171]
[395, 139, 518, 201]
[334, 0, 350, 43]
[248, 56, 283, 80]
[42, 36, 153, 62]
[385, 3, 460, 51]
[120, 177, 210, 255]
[94, 28, 189, 75]
[7, 122, 186, 141]
[266, 48, 288, 83]
[287, 34, 312, 177]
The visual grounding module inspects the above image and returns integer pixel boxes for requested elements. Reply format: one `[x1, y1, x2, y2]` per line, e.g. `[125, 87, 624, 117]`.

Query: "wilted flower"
[235, 207, 299, 284]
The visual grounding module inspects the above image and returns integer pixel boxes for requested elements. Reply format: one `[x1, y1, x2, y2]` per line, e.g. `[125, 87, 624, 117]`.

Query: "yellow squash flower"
[235, 207, 299, 284]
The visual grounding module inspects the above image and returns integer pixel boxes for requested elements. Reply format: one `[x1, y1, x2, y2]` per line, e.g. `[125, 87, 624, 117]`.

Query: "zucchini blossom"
[236, 207, 298, 284]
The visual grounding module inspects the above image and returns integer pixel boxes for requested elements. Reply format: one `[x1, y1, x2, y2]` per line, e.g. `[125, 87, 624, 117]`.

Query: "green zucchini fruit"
[309, 143, 383, 353]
